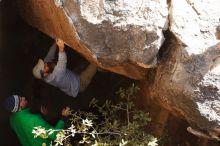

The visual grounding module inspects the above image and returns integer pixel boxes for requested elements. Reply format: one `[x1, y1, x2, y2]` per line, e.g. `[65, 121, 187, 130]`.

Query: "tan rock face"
[143, 0, 220, 135]
[17, 0, 168, 79]
[18, 0, 220, 137]
[169, 0, 220, 131]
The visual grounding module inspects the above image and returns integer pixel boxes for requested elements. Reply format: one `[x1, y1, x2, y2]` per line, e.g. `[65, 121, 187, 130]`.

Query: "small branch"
[63, 134, 72, 141]
[64, 131, 122, 137]
[93, 132, 122, 136]
[112, 105, 127, 111]
[126, 96, 130, 128]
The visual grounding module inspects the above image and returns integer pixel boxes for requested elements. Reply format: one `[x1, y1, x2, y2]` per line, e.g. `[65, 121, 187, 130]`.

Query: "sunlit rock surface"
[18, 0, 220, 136]
[17, 0, 168, 79]
[170, 0, 219, 54]
[143, 0, 220, 134]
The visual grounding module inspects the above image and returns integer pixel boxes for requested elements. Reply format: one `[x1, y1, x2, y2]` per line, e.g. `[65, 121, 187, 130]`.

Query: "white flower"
[68, 124, 76, 137]
[119, 139, 128, 146]
[79, 135, 90, 144]
[148, 138, 158, 146]
[68, 124, 75, 130]
[91, 140, 99, 146]
[32, 126, 47, 138]
[82, 119, 93, 127]
[91, 130, 96, 138]
[48, 129, 55, 136]
[55, 131, 66, 145]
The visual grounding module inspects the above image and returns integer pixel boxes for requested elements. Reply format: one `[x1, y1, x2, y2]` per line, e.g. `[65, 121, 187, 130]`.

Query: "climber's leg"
[79, 63, 97, 92]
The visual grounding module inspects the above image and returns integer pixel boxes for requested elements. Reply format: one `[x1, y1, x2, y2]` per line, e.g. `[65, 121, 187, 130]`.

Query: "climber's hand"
[56, 38, 65, 52]
[61, 106, 72, 117]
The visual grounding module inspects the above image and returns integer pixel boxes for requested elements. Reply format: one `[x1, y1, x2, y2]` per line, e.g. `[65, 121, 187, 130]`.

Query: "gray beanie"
[32, 59, 44, 79]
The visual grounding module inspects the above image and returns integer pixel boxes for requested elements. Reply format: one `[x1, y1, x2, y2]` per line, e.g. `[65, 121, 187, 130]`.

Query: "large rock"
[17, 0, 168, 79]
[170, 0, 219, 54]
[170, 0, 220, 131]
[17, 0, 220, 138]
[142, 0, 220, 135]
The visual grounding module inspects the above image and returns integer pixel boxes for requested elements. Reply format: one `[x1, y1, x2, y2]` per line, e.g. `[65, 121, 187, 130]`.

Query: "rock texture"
[142, 0, 220, 135]
[17, 0, 168, 79]
[170, 0, 219, 54]
[17, 0, 220, 138]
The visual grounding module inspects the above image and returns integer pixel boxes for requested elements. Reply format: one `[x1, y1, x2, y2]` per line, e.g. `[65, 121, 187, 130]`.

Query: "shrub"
[33, 84, 157, 146]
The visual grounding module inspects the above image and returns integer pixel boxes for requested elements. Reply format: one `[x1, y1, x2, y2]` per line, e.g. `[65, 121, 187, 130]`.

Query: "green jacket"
[10, 108, 64, 146]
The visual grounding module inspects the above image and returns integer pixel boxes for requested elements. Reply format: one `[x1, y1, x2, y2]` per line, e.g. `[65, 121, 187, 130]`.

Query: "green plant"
[33, 83, 157, 146]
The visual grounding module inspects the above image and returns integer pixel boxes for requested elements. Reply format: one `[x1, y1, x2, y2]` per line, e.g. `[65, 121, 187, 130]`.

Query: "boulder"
[17, 0, 220, 138]
[142, 0, 220, 136]
[17, 0, 168, 79]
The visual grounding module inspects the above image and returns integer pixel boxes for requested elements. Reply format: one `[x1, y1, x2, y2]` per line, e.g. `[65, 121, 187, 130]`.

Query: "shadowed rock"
[17, 0, 220, 139]
[17, 0, 168, 79]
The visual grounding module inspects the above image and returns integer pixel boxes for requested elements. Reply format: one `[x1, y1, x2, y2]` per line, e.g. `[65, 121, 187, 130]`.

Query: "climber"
[32, 38, 97, 98]
[3, 94, 71, 146]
